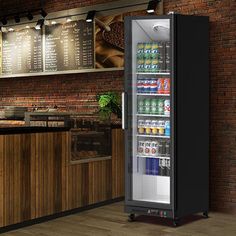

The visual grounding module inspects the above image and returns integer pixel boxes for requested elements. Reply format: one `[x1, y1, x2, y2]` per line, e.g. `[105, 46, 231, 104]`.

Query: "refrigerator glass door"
[131, 19, 171, 204]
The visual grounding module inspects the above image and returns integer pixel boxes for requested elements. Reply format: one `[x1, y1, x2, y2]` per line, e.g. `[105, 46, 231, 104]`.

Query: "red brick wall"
[0, 0, 236, 213]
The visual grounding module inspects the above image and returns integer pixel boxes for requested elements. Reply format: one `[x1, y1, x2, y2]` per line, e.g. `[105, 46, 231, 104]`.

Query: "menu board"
[45, 20, 94, 72]
[2, 28, 43, 74]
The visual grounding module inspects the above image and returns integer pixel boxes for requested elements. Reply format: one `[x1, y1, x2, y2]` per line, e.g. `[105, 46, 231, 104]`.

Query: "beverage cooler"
[122, 14, 209, 226]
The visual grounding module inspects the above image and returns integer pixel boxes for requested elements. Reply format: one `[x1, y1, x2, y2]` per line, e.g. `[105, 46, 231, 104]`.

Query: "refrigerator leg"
[203, 211, 209, 218]
[128, 213, 136, 222]
[173, 218, 179, 227]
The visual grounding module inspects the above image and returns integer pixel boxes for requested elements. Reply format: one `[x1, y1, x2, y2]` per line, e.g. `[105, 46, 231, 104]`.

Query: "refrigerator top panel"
[132, 19, 170, 42]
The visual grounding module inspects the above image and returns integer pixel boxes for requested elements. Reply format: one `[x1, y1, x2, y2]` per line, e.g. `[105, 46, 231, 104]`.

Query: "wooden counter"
[0, 128, 124, 228]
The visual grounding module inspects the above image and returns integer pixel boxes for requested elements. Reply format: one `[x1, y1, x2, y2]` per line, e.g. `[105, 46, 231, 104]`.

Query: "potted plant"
[96, 92, 122, 123]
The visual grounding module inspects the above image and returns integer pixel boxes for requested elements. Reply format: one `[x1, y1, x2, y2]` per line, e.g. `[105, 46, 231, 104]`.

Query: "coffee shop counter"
[0, 125, 124, 230]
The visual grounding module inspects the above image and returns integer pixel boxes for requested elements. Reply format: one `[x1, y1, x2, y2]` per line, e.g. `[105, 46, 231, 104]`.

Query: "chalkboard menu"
[45, 20, 94, 72]
[2, 28, 43, 74]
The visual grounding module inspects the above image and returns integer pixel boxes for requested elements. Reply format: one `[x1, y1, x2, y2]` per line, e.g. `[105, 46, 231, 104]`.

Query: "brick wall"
[0, 0, 236, 213]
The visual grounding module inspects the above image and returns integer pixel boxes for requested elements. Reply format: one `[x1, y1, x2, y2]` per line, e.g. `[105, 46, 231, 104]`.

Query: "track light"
[40, 9, 47, 18]
[14, 14, 20, 23]
[27, 12, 33, 21]
[86, 10, 96, 23]
[147, 0, 160, 14]
[35, 19, 44, 30]
[1, 17, 7, 25]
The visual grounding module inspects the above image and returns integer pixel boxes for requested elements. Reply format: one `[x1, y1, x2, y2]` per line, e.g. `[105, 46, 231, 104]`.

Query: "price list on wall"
[1, 28, 43, 74]
[45, 20, 94, 72]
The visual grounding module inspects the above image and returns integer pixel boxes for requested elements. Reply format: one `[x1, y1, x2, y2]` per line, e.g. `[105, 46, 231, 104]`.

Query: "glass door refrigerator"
[122, 14, 209, 226]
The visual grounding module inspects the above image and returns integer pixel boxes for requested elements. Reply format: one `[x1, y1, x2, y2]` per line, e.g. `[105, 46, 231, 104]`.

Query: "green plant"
[97, 92, 122, 121]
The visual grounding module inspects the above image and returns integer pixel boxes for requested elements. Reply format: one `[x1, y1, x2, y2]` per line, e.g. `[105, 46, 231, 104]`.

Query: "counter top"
[0, 126, 70, 135]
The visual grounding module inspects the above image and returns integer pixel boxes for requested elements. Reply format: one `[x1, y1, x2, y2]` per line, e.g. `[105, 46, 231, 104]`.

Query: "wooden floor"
[2, 201, 236, 236]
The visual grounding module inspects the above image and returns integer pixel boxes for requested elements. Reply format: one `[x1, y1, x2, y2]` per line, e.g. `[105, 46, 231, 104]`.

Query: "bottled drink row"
[145, 158, 170, 176]
[138, 139, 170, 157]
[138, 98, 170, 115]
[138, 119, 170, 136]
[137, 78, 170, 94]
[136, 41, 170, 73]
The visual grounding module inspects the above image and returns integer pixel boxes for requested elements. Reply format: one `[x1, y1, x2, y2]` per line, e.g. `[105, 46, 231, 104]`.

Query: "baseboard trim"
[0, 197, 124, 234]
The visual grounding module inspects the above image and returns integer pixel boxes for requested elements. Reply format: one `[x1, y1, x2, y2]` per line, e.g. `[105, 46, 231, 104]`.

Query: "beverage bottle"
[145, 120, 152, 135]
[165, 120, 170, 136]
[144, 98, 151, 114]
[164, 99, 170, 116]
[146, 158, 150, 175]
[151, 98, 158, 114]
[150, 79, 157, 93]
[166, 158, 170, 176]
[143, 80, 150, 93]
[137, 43, 144, 59]
[157, 99, 164, 115]
[163, 78, 170, 94]
[137, 80, 143, 93]
[138, 98, 144, 114]
[165, 140, 170, 157]
[159, 158, 166, 176]
[157, 78, 165, 94]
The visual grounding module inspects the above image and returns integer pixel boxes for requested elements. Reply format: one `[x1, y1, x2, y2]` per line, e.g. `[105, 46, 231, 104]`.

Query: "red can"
[163, 78, 170, 94]
[157, 78, 165, 94]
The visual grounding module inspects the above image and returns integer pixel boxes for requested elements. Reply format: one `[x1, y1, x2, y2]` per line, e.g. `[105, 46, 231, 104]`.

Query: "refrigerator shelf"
[137, 155, 170, 159]
[137, 93, 170, 96]
[136, 72, 170, 75]
[137, 134, 170, 138]
[137, 114, 170, 118]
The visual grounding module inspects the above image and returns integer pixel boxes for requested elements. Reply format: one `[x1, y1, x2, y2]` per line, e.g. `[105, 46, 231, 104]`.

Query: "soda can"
[144, 98, 151, 114]
[137, 80, 143, 93]
[137, 43, 144, 59]
[151, 58, 159, 72]
[138, 119, 145, 134]
[157, 78, 165, 94]
[164, 99, 170, 116]
[145, 119, 152, 134]
[151, 120, 158, 135]
[138, 140, 145, 155]
[144, 58, 152, 72]
[166, 158, 170, 176]
[163, 78, 170, 94]
[151, 98, 158, 114]
[150, 141, 158, 156]
[157, 99, 164, 115]
[144, 43, 152, 59]
[143, 79, 150, 93]
[144, 140, 152, 156]
[149, 79, 157, 93]
[138, 98, 145, 113]
[137, 58, 144, 72]
[165, 140, 170, 157]
[164, 120, 170, 136]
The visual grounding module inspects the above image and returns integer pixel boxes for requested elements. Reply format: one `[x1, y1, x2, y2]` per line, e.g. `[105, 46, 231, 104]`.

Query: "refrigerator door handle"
[122, 92, 127, 130]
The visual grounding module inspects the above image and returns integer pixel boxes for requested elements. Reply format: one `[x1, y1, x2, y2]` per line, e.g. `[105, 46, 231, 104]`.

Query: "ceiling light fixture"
[147, 0, 161, 14]
[86, 10, 96, 23]
[35, 19, 44, 30]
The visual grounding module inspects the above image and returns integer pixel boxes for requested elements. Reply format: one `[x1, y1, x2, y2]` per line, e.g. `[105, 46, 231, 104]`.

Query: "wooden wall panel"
[0, 129, 124, 228]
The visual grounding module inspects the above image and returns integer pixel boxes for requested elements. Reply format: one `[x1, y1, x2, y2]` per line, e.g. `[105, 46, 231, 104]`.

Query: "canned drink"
[164, 99, 170, 116]
[157, 99, 164, 115]
[144, 58, 152, 72]
[151, 58, 159, 72]
[151, 120, 158, 134]
[158, 120, 165, 135]
[143, 79, 150, 93]
[145, 119, 152, 134]
[149, 79, 157, 93]
[159, 158, 166, 176]
[137, 80, 143, 93]
[150, 141, 159, 156]
[137, 43, 145, 59]
[138, 140, 145, 155]
[165, 120, 170, 136]
[151, 42, 159, 59]
[144, 140, 152, 156]
[144, 43, 152, 59]
[165, 140, 170, 156]
[138, 119, 145, 134]
[163, 78, 170, 94]
[157, 78, 165, 94]
[144, 98, 151, 114]
[137, 58, 144, 72]
[138, 99, 145, 113]
[158, 140, 165, 156]
[166, 158, 170, 176]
